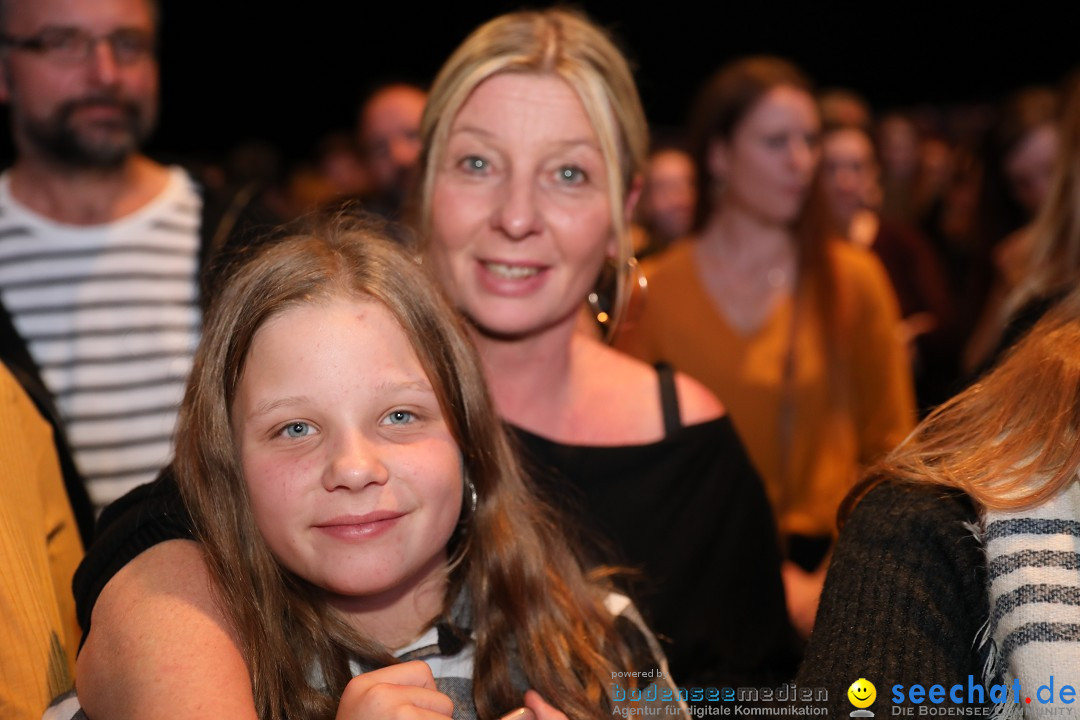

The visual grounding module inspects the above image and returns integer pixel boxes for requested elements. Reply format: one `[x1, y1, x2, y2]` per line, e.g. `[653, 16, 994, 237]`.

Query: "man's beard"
[21, 95, 156, 170]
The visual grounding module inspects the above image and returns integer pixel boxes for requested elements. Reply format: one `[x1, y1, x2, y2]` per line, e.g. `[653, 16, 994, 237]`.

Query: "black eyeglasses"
[0, 27, 155, 66]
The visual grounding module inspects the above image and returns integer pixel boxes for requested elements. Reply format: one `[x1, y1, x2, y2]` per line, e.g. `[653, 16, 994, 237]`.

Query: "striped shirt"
[984, 479, 1080, 716]
[0, 168, 202, 510]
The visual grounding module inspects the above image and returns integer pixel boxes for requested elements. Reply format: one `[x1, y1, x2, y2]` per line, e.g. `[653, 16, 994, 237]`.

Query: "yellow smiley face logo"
[848, 678, 876, 708]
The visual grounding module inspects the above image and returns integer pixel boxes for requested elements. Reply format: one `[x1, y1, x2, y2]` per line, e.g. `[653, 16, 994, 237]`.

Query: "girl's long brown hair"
[176, 208, 635, 719]
[842, 284, 1080, 526]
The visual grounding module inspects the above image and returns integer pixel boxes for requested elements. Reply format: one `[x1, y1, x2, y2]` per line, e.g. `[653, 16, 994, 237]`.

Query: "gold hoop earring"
[587, 256, 646, 342]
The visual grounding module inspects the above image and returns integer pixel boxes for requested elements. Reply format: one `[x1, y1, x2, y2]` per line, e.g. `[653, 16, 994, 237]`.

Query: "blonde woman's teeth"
[484, 262, 540, 279]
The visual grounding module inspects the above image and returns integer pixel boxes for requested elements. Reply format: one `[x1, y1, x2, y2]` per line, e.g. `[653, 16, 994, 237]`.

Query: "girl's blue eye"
[385, 410, 415, 425]
[282, 421, 311, 438]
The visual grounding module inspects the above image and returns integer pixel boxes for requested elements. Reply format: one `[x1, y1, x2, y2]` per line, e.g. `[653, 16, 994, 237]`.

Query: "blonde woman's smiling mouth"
[474, 258, 550, 296]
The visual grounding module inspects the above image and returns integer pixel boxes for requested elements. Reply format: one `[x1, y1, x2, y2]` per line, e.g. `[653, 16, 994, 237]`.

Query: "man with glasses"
[0, 0, 199, 532]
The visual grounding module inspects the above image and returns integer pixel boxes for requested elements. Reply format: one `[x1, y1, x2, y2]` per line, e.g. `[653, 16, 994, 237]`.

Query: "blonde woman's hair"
[844, 284, 1080, 522]
[176, 207, 636, 719]
[414, 8, 648, 331]
[1006, 71, 1080, 317]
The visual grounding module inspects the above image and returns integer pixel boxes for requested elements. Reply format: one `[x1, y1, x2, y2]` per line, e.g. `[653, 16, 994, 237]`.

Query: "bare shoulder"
[77, 540, 256, 720]
[673, 370, 725, 424]
[583, 340, 724, 431]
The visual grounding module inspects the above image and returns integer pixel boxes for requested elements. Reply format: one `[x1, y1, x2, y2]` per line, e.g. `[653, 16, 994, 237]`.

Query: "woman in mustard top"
[616, 57, 915, 636]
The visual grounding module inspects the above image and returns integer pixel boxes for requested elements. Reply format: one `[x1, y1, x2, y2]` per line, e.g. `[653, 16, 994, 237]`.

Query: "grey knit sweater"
[797, 482, 994, 715]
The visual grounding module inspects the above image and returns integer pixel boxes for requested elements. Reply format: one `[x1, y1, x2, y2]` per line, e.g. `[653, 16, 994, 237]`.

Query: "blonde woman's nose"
[491, 174, 542, 240]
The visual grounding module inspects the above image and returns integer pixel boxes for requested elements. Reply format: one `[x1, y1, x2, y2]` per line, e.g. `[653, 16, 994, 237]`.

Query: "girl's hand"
[336, 661, 453, 719]
[498, 690, 568, 720]
[524, 690, 569, 720]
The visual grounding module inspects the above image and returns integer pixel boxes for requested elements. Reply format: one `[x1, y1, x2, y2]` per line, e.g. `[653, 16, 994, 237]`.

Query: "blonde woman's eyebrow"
[448, 125, 496, 140]
[552, 136, 604, 151]
[450, 126, 599, 152]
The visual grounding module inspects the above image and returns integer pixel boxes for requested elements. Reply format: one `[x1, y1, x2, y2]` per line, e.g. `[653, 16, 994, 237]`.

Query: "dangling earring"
[587, 256, 646, 342]
[587, 257, 618, 328]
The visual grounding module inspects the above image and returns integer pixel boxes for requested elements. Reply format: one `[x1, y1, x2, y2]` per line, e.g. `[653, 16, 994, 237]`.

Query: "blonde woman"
[413, 10, 795, 685]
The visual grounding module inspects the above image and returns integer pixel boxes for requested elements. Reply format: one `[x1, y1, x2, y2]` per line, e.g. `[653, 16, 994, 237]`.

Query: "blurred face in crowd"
[877, 115, 919, 180]
[709, 85, 821, 227]
[427, 72, 618, 339]
[822, 127, 879, 226]
[359, 84, 427, 199]
[819, 91, 870, 132]
[0, 0, 159, 168]
[640, 148, 696, 241]
[1005, 123, 1058, 216]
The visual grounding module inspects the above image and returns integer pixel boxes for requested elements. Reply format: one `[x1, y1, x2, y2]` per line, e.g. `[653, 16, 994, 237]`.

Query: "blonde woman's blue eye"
[385, 410, 415, 425]
[282, 422, 311, 438]
[557, 166, 586, 184]
[462, 156, 487, 172]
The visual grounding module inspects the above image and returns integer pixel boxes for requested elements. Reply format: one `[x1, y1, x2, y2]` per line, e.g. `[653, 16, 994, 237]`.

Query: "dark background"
[3, 1, 1077, 166]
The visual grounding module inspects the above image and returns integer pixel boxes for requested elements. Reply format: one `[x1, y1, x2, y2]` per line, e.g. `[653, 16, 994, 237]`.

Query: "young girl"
[64, 209, 687, 720]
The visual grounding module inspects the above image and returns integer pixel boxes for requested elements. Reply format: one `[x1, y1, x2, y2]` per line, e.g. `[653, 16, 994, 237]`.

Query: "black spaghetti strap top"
[655, 361, 681, 436]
